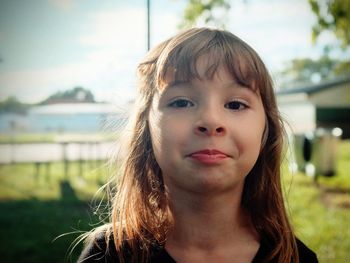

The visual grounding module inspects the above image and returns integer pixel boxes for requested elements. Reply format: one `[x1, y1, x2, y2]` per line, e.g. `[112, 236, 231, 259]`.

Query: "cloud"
[0, 52, 138, 103]
[79, 6, 180, 49]
[227, 0, 320, 70]
[0, 5, 182, 104]
[48, 0, 75, 12]
[79, 8, 147, 49]
[3, 0, 325, 104]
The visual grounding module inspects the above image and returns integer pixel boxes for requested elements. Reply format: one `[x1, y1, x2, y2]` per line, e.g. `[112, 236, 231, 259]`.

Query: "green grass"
[0, 161, 111, 263]
[0, 132, 118, 144]
[0, 133, 57, 143]
[283, 140, 350, 262]
[0, 198, 97, 262]
[0, 161, 110, 200]
[0, 140, 349, 262]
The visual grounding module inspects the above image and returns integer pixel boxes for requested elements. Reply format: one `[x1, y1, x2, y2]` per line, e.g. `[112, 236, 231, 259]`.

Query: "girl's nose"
[194, 113, 226, 136]
[196, 125, 225, 136]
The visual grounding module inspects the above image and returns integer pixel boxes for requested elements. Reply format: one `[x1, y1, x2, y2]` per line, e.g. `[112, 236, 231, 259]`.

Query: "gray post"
[147, 0, 151, 50]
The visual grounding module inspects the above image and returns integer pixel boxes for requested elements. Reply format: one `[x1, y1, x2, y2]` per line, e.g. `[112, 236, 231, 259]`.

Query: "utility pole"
[147, 0, 151, 50]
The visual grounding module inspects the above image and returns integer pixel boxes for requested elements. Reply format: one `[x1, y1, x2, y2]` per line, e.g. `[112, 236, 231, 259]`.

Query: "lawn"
[0, 161, 111, 263]
[283, 139, 350, 262]
[0, 132, 118, 144]
[0, 140, 349, 262]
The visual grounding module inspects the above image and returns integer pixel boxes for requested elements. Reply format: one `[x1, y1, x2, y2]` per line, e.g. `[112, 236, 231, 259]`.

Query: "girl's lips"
[188, 149, 230, 165]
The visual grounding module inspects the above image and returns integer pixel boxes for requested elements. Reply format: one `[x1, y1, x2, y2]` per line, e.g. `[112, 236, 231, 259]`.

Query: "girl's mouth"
[188, 149, 229, 165]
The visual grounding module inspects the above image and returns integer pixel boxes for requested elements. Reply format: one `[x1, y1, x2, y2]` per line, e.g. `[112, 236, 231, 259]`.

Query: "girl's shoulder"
[78, 228, 318, 263]
[77, 224, 120, 263]
[295, 238, 318, 263]
[253, 236, 318, 263]
[77, 225, 175, 263]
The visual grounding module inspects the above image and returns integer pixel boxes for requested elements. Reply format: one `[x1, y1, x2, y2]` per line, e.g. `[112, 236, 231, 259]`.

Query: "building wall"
[310, 84, 350, 108]
[278, 101, 316, 135]
[0, 103, 127, 134]
[277, 83, 350, 139]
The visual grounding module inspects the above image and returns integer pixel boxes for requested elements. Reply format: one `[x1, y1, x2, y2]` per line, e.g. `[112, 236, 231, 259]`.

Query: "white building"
[277, 77, 350, 139]
[0, 103, 129, 134]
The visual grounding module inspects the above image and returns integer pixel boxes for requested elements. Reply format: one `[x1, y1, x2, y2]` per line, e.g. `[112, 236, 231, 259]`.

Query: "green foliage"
[309, 0, 350, 49]
[179, 0, 231, 29]
[39, 86, 95, 105]
[0, 96, 29, 114]
[0, 87, 96, 114]
[279, 0, 350, 85]
[280, 55, 350, 86]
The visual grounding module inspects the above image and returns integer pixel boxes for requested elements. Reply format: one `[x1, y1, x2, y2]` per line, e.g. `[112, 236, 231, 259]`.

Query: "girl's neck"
[165, 185, 257, 249]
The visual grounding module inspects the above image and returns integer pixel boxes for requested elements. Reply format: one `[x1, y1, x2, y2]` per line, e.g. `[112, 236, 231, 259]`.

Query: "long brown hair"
[106, 28, 298, 263]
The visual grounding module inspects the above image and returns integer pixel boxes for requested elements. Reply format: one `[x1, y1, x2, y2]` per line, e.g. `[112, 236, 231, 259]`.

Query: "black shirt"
[78, 232, 318, 263]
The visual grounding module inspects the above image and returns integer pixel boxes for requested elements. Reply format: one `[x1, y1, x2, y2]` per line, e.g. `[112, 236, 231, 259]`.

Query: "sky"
[0, 0, 337, 104]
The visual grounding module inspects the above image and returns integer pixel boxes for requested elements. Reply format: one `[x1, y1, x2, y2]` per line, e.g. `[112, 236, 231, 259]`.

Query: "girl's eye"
[168, 99, 194, 108]
[225, 100, 247, 110]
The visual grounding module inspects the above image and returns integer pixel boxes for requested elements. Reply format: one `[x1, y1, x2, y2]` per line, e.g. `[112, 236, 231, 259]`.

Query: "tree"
[309, 0, 350, 49]
[279, 55, 350, 87]
[0, 96, 29, 114]
[179, 0, 350, 48]
[178, 0, 350, 85]
[179, 0, 231, 29]
[39, 87, 95, 104]
[279, 0, 350, 86]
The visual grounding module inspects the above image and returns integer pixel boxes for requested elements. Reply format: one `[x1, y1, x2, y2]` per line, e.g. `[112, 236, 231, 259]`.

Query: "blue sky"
[0, 0, 336, 104]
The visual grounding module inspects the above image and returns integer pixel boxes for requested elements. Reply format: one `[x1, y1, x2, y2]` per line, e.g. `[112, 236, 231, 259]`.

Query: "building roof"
[276, 77, 350, 95]
[29, 103, 121, 115]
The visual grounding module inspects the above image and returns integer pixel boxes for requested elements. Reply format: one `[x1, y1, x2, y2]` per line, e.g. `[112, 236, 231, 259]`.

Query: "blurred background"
[0, 0, 349, 262]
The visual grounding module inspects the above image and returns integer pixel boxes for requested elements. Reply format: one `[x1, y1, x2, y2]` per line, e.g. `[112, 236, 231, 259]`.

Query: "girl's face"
[148, 56, 266, 195]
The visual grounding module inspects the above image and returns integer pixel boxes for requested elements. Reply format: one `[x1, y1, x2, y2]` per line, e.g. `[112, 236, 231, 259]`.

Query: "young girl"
[78, 27, 318, 263]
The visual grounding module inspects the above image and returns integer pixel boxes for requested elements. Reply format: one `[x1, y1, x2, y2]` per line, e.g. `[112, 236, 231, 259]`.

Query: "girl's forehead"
[156, 45, 262, 94]
[195, 54, 222, 78]
[160, 55, 229, 88]
[159, 71, 260, 100]
[160, 62, 256, 94]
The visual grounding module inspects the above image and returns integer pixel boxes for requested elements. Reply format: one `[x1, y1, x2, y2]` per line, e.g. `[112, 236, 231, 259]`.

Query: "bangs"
[155, 29, 264, 92]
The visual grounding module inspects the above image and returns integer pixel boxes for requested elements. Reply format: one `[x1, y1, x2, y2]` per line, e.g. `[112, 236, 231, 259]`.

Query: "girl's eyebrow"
[163, 79, 259, 97]
[223, 80, 247, 89]
[163, 80, 190, 90]
[224, 81, 259, 95]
